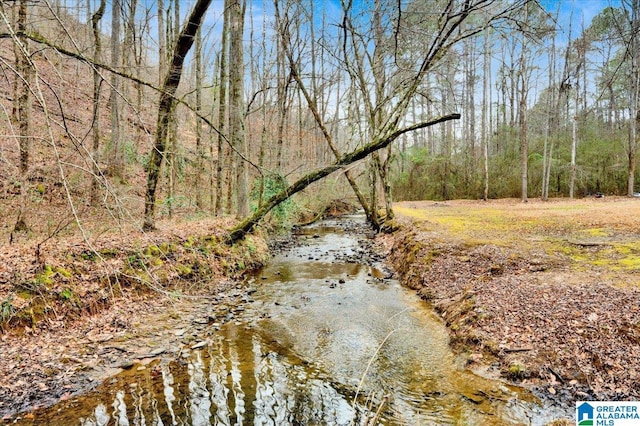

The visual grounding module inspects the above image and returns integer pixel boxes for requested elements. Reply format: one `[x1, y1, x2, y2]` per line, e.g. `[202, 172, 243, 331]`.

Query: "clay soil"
[380, 197, 640, 406]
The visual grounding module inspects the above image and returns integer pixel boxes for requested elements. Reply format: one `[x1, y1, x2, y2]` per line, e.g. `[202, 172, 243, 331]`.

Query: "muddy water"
[12, 217, 553, 425]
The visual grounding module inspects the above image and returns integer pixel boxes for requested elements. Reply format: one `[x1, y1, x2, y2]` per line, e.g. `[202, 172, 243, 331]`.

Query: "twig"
[548, 365, 565, 384]
[368, 394, 389, 425]
[503, 347, 533, 353]
[351, 328, 396, 416]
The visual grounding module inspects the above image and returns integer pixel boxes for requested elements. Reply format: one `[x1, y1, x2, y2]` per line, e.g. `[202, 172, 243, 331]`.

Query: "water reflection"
[14, 218, 554, 425]
[208, 335, 231, 426]
[188, 351, 211, 426]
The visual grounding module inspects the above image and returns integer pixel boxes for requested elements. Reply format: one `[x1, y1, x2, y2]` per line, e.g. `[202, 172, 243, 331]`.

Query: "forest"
[1, 0, 639, 240]
[2, 0, 640, 422]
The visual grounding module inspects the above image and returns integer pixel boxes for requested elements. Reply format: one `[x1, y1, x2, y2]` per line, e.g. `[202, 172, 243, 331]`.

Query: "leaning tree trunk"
[227, 114, 460, 243]
[275, 0, 375, 224]
[143, 0, 213, 230]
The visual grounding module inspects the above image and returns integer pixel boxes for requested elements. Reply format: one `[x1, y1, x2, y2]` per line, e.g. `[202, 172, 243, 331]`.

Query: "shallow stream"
[12, 216, 557, 425]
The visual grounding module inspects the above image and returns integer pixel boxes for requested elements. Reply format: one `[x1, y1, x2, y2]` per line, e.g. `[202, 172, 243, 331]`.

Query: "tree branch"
[226, 112, 460, 243]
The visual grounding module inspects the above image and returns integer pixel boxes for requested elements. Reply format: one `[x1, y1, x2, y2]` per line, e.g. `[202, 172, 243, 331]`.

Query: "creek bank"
[378, 216, 640, 410]
[0, 217, 269, 419]
[11, 214, 555, 425]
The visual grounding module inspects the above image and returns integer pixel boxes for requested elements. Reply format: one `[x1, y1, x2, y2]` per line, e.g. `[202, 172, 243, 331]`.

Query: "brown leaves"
[387, 200, 640, 401]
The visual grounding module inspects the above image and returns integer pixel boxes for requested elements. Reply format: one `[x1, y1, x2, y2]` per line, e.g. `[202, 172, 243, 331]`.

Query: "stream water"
[11, 216, 559, 425]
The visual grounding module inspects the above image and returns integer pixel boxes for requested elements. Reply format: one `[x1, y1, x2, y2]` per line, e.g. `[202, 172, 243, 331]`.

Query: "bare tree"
[108, 0, 123, 177]
[90, 0, 106, 204]
[143, 0, 213, 230]
[11, 0, 33, 234]
[228, 0, 527, 240]
[229, 0, 248, 217]
[628, 0, 640, 196]
[274, 0, 374, 224]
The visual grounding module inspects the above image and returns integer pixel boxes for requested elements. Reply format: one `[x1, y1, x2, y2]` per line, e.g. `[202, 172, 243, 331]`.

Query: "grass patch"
[395, 199, 640, 284]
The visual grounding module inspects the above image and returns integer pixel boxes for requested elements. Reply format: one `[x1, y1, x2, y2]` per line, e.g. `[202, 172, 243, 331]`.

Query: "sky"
[76, 0, 623, 53]
[541, 0, 621, 40]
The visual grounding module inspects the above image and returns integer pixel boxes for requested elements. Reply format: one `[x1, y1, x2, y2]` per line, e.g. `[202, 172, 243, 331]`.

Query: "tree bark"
[227, 114, 460, 243]
[143, 0, 213, 230]
[214, 0, 229, 215]
[229, 0, 248, 218]
[90, 0, 106, 205]
[109, 0, 123, 177]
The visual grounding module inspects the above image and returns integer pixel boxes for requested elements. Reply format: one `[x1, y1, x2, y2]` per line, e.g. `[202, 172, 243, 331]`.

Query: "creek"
[12, 216, 558, 425]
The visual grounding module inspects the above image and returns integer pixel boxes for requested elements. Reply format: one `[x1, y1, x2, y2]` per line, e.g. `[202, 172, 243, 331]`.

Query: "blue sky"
[120, 0, 623, 49]
[541, 0, 621, 39]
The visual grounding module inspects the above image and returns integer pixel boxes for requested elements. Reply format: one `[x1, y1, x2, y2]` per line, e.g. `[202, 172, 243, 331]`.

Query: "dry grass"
[395, 197, 640, 285]
[385, 197, 640, 402]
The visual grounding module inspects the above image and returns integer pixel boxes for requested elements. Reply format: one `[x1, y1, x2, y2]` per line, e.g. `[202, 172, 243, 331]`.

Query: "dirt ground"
[0, 216, 269, 418]
[380, 197, 640, 405]
[3, 197, 640, 421]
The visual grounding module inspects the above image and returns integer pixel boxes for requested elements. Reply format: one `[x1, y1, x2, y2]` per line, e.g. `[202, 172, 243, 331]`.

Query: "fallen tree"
[226, 113, 460, 243]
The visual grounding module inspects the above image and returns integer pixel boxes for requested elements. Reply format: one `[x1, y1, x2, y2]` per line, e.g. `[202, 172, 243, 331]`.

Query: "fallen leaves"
[385, 199, 640, 402]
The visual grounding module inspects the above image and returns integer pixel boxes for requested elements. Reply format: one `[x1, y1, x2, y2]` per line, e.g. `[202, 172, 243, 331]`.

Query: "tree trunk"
[12, 0, 32, 234]
[90, 0, 106, 205]
[542, 25, 556, 201]
[371, 0, 393, 224]
[143, 0, 213, 230]
[227, 114, 460, 243]
[629, 0, 640, 196]
[157, 0, 166, 83]
[569, 111, 577, 199]
[275, 35, 291, 171]
[14, 0, 31, 175]
[166, 0, 180, 219]
[482, 31, 491, 200]
[229, 0, 248, 218]
[109, 0, 123, 177]
[518, 12, 529, 203]
[214, 0, 229, 215]
[194, 25, 203, 210]
[465, 37, 476, 186]
[570, 42, 584, 199]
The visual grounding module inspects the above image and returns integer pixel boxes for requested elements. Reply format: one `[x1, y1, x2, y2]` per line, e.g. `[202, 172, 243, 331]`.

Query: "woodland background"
[1, 0, 640, 241]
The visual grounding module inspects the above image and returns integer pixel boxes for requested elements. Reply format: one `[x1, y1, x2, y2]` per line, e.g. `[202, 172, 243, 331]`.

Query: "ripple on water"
[11, 217, 559, 425]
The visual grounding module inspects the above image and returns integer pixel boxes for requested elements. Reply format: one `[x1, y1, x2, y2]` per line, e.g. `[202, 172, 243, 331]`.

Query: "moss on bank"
[385, 199, 640, 402]
[0, 228, 269, 332]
